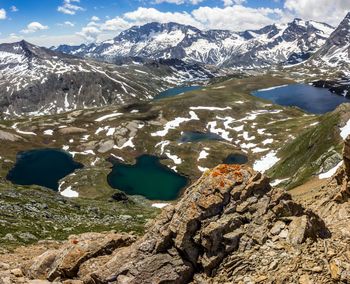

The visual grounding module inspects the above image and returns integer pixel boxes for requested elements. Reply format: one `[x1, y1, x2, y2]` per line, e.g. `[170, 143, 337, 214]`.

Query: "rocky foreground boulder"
[19, 164, 334, 284]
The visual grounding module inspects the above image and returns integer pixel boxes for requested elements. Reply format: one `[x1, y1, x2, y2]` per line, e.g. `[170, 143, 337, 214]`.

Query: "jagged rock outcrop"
[24, 164, 330, 283]
[25, 233, 135, 281]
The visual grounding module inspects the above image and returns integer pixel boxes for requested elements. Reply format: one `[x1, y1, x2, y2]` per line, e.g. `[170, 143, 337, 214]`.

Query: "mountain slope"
[0, 41, 214, 118]
[307, 12, 350, 74]
[54, 20, 334, 68]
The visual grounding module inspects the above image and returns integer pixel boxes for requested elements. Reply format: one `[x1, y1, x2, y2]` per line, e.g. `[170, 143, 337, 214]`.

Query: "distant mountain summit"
[310, 12, 350, 70]
[54, 19, 334, 68]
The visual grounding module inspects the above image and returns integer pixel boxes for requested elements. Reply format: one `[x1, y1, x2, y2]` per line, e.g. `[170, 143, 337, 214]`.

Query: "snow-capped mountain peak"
[54, 19, 334, 68]
[307, 12, 350, 73]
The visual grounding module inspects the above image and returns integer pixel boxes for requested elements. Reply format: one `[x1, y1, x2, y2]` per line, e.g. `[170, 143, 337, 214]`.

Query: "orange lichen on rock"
[208, 164, 245, 190]
[211, 164, 243, 180]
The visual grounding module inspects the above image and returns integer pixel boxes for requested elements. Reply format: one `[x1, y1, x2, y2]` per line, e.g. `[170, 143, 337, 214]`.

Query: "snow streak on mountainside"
[0, 41, 215, 118]
[54, 20, 334, 68]
[307, 12, 350, 74]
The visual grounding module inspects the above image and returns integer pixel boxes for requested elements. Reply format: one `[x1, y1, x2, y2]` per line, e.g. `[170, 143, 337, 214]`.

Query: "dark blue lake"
[252, 84, 350, 114]
[107, 155, 188, 200]
[154, 85, 201, 100]
[6, 149, 83, 190]
[179, 131, 223, 143]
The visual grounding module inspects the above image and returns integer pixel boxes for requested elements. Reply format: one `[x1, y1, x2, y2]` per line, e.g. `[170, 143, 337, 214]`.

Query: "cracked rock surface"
[17, 164, 333, 284]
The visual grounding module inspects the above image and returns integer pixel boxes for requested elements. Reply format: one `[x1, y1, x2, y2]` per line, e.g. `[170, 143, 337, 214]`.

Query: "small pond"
[154, 85, 201, 100]
[223, 154, 248, 164]
[6, 149, 83, 190]
[252, 84, 350, 114]
[107, 155, 188, 201]
[179, 131, 224, 143]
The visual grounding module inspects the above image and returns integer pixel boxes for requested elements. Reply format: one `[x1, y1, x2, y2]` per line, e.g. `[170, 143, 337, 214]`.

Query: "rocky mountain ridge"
[311, 12, 350, 69]
[299, 12, 350, 76]
[0, 40, 215, 118]
[54, 19, 334, 69]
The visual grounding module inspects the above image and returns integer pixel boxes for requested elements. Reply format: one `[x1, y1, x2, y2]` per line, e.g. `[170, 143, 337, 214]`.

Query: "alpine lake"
[7, 83, 350, 201]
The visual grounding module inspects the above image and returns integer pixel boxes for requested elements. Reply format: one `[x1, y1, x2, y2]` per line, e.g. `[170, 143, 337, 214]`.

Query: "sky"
[0, 0, 349, 47]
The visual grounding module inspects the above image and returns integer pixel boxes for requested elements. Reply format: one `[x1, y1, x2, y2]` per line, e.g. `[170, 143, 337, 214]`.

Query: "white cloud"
[0, 8, 6, 20]
[21, 22, 49, 34]
[123, 7, 201, 27]
[191, 6, 284, 31]
[76, 26, 101, 42]
[284, 0, 350, 26]
[0, 34, 86, 47]
[9, 33, 19, 40]
[101, 17, 131, 31]
[57, 0, 84, 15]
[91, 16, 100, 21]
[58, 21, 75, 27]
[190, 0, 204, 4]
[223, 0, 246, 6]
[10, 6, 18, 12]
[153, 0, 203, 4]
[76, 16, 131, 41]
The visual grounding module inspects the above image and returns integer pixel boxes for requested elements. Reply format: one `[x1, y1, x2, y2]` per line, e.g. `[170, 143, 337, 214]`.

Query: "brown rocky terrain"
[3, 137, 350, 283]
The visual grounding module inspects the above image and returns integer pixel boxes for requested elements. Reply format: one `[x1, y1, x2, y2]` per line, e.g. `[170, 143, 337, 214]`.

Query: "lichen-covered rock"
[25, 165, 330, 284]
[82, 165, 328, 284]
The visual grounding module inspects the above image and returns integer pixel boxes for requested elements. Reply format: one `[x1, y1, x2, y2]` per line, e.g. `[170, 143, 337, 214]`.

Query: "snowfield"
[253, 151, 280, 173]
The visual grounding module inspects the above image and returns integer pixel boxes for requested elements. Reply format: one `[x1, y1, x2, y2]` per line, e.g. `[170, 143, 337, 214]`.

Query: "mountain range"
[54, 18, 334, 68]
[1, 13, 350, 118]
[0, 41, 215, 118]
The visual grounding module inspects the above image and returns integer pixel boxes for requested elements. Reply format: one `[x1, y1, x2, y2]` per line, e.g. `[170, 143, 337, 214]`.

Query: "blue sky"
[0, 0, 348, 46]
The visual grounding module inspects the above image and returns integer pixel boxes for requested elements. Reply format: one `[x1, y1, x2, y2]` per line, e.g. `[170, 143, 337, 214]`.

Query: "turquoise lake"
[107, 155, 188, 200]
[6, 149, 83, 190]
[252, 84, 350, 114]
[154, 85, 201, 100]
